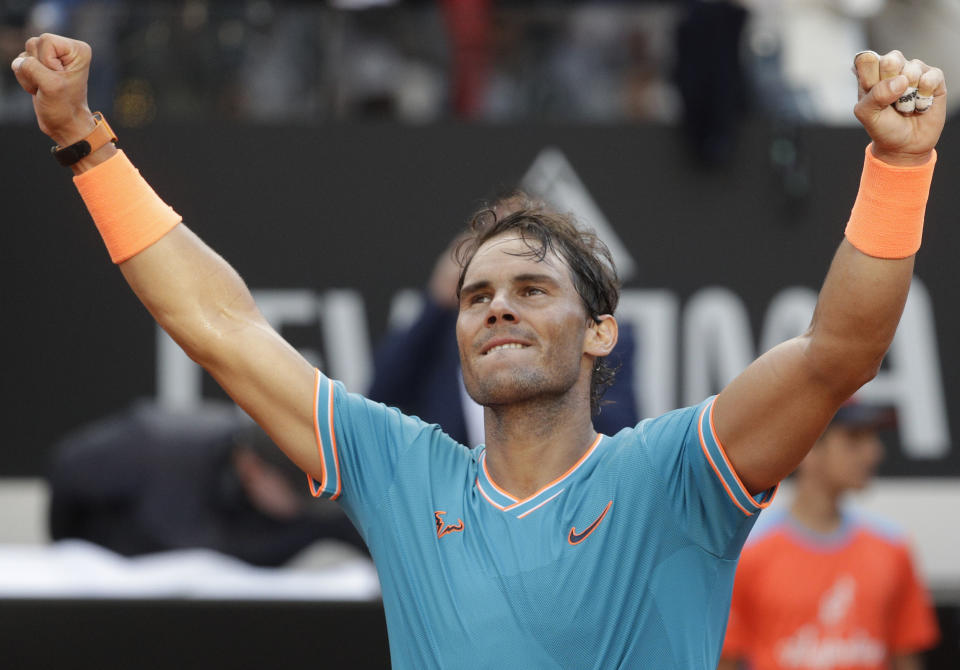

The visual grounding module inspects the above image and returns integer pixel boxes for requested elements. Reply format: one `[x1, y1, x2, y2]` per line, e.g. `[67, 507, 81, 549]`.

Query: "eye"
[469, 293, 490, 304]
[523, 286, 545, 297]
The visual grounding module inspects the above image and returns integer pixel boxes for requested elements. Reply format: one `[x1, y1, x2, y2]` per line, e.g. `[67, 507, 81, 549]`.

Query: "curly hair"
[455, 192, 621, 415]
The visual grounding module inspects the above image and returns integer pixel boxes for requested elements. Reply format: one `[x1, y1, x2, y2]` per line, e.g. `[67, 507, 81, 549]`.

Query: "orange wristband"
[844, 144, 936, 259]
[73, 150, 182, 263]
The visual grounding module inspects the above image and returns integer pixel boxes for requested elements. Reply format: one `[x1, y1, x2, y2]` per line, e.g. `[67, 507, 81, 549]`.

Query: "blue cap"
[831, 402, 897, 430]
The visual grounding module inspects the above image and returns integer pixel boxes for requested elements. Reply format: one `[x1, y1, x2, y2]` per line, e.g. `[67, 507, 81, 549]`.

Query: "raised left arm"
[714, 50, 947, 495]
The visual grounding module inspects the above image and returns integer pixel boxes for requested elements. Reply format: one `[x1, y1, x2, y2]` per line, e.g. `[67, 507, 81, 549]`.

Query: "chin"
[468, 379, 544, 406]
[464, 368, 559, 406]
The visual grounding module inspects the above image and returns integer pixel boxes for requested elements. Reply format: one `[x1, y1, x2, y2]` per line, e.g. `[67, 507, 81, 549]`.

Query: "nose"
[486, 291, 517, 325]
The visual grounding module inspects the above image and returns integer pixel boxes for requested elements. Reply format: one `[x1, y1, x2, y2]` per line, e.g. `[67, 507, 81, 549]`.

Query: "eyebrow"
[460, 273, 560, 297]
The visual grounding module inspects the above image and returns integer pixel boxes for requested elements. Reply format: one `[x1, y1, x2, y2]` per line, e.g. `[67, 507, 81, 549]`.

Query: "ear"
[584, 314, 618, 358]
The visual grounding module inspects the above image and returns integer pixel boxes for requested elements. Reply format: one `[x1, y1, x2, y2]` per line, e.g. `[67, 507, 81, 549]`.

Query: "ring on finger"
[894, 87, 918, 113]
[914, 94, 935, 113]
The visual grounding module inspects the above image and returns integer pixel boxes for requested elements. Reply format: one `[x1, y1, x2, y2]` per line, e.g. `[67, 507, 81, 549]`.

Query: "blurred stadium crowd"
[2, 0, 957, 130]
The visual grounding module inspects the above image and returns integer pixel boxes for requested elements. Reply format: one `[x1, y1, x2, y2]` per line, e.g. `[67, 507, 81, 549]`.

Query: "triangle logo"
[520, 147, 637, 281]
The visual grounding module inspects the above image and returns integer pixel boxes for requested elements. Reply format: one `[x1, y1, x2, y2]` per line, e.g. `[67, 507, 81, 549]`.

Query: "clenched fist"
[11, 33, 96, 148]
[853, 50, 947, 166]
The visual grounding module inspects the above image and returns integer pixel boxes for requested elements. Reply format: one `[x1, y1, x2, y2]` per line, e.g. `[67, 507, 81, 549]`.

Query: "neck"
[482, 391, 597, 500]
[790, 475, 844, 535]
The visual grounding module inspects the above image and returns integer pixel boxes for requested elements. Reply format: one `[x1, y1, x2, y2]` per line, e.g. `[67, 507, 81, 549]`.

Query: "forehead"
[463, 233, 570, 283]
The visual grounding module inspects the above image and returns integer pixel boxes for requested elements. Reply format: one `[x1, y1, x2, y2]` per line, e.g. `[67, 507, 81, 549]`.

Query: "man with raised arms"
[11, 34, 947, 669]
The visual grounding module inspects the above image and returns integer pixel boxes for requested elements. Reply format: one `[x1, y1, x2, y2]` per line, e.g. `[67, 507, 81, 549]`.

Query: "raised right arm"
[12, 34, 323, 477]
[119, 226, 321, 476]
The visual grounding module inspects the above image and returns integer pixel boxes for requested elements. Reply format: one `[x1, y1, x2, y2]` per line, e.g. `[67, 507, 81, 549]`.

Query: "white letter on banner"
[683, 287, 754, 406]
[156, 289, 322, 409]
[739, 280, 949, 458]
[255, 289, 323, 367]
[387, 288, 425, 332]
[760, 287, 818, 354]
[857, 279, 950, 458]
[616, 290, 679, 420]
[319, 289, 373, 393]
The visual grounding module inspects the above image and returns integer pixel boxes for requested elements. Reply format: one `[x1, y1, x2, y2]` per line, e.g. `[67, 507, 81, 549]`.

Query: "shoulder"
[628, 399, 713, 448]
[337, 378, 464, 443]
[331, 376, 475, 475]
[598, 397, 716, 483]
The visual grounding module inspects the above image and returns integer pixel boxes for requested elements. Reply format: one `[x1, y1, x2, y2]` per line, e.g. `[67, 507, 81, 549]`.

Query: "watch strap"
[51, 112, 118, 167]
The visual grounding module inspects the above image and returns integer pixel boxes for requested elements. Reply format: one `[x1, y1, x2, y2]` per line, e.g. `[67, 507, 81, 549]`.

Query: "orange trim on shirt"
[697, 405, 753, 516]
[309, 369, 327, 496]
[706, 400, 775, 510]
[483, 433, 603, 509]
[707, 401, 780, 509]
[516, 489, 566, 519]
[327, 378, 342, 500]
[481, 455, 517, 502]
[476, 478, 509, 510]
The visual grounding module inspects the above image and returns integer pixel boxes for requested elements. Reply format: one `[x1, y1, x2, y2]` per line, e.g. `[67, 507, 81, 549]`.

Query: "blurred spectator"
[0, 2, 34, 121]
[49, 401, 366, 567]
[719, 401, 940, 670]
[441, 0, 491, 119]
[233, 3, 325, 122]
[482, 4, 678, 122]
[326, 5, 447, 122]
[742, 0, 887, 125]
[1, 1, 688, 124]
[368, 194, 639, 446]
[674, 0, 749, 165]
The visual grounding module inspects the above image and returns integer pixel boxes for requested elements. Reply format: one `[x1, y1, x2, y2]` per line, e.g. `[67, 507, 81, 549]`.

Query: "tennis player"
[12, 35, 947, 669]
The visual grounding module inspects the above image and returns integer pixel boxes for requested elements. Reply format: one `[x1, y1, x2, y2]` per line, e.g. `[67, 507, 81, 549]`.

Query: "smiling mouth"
[483, 343, 529, 355]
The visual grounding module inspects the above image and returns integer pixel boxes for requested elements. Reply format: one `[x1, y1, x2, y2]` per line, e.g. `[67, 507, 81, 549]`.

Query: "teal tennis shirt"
[308, 370, 776, 669]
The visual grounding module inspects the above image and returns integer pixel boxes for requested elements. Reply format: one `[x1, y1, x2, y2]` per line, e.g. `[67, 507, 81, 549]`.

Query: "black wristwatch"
[51, 112, 118, 167]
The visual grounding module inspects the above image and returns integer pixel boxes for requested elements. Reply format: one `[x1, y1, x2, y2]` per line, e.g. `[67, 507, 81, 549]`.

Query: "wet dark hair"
[455, 191, 621, 415]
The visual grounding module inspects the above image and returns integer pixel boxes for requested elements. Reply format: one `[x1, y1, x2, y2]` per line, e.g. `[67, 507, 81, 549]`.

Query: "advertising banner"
[3, 121, 958, 482]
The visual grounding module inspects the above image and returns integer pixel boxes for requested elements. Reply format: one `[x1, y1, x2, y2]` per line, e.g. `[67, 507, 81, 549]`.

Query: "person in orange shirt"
[719, 403, 940, 670]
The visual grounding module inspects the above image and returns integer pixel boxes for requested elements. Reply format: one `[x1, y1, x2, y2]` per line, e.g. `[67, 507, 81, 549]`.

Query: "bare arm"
[12, 34, 321, 476]
[118, 227, 321, 475]
[714, 50, 947, 494]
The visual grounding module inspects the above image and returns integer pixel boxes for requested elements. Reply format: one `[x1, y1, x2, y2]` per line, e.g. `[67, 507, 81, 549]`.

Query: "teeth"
[486, 343, 526, 354]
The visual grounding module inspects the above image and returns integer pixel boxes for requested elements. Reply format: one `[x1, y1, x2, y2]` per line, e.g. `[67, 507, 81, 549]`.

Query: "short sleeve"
[887, 543, 940, 653]
[306, 369, 453, 518]
[639, 396, 777, 557]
